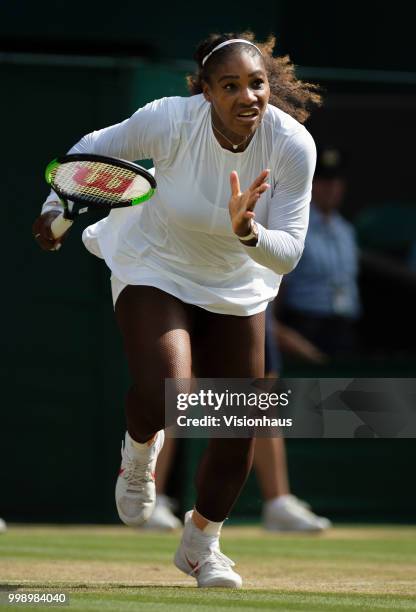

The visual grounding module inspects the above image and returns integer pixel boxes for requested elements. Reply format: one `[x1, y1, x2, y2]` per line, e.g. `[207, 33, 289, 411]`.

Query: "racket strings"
[51, 161, 151, 205]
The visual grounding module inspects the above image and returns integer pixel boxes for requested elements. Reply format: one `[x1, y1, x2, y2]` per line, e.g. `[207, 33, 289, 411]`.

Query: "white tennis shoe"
[115, 430, 164, 527]
[174, 510, 242, 588]
[144, 495, 182, 530]
[262, 494, 331, 532]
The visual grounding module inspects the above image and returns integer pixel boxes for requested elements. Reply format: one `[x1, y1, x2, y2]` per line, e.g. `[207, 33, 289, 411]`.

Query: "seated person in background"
[278, 145, 361, 358]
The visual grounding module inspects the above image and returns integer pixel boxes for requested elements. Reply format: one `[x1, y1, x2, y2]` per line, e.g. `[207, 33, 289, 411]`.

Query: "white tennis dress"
[43, 94, 316, 316]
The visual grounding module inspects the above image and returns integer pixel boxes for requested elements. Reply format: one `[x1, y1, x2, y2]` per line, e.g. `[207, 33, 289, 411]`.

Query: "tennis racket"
[45, 154, 157, 239]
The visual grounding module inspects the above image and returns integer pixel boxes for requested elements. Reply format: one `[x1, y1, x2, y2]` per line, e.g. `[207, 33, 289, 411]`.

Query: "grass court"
[1, 524, 416, 611]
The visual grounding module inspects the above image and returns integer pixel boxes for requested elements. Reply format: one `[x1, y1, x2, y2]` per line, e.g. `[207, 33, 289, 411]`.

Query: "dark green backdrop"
[1, 0, 414, 70]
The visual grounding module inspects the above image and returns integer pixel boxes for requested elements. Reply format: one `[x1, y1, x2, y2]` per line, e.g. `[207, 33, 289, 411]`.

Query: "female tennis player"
[33, 32, 321, 588]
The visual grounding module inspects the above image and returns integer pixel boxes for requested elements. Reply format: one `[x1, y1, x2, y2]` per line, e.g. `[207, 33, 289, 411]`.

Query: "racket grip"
[51, 214, 73, 239]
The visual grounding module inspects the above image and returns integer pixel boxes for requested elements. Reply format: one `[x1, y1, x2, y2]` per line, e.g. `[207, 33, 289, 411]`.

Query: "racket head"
[45, 154, 157, 209]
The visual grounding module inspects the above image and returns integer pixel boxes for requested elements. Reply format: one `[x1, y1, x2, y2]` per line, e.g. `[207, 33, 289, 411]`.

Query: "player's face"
[203, 51, 270, 141]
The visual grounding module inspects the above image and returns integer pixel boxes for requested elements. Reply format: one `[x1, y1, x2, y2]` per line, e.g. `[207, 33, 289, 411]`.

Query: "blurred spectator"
[257, 147, 363, 532]
[278, 145, 361, 359]
[258, 304, 331, 532]
[255, 433, 331, 531]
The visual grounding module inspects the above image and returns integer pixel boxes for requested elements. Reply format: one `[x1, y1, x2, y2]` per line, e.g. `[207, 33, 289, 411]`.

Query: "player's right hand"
[228, 169, 270, 237]
[32, 210, 69, 252]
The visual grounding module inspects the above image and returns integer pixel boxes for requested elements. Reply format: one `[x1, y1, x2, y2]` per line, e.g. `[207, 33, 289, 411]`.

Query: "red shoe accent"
[119, 468, 125, 476]
[185, 555, 200, 575]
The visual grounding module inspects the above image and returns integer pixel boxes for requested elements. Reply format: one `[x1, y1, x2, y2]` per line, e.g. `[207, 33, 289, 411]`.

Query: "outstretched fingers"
[250, 169, 270, 192]
[245, 170, 270, 209]
[230, 171, 241, 197]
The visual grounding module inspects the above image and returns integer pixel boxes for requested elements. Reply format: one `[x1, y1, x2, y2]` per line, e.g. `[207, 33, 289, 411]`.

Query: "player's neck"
[211, 112, 254, 153]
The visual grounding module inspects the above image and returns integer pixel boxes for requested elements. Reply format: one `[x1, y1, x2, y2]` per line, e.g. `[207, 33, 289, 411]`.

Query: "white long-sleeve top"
[43, 94, 316, 315]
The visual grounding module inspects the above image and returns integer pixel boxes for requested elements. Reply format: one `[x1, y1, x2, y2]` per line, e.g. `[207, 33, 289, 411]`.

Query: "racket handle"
[51, 214, 73, 239]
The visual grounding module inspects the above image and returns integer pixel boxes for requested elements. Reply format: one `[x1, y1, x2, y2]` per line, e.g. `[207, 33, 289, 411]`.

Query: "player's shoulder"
[262, 106, 315, 175]
[140, 94, 206, 120]
[172, 94, 208, 120]
[264, 104, 314, 150]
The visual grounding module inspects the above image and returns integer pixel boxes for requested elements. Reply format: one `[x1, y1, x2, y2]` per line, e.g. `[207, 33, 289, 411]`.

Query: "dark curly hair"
[187, 32, 323, 124]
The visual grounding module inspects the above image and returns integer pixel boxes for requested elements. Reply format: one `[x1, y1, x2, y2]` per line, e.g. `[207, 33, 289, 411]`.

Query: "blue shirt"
[282, 203, 361, 318]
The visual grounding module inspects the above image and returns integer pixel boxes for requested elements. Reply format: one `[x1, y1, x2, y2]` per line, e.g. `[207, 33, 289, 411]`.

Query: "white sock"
[127, 431, 157, 452]
[191, 510, 224, 537]
[200, 519, 224, 537]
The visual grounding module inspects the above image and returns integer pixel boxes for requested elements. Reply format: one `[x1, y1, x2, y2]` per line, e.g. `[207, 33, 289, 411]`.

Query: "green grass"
[1, 525, 416, 611]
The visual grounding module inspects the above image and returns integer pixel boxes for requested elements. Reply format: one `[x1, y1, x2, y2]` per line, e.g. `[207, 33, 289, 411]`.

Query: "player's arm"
[232, 129, 316, 274]
[276, 322, 329, 364]
[33, 98, 177, 251]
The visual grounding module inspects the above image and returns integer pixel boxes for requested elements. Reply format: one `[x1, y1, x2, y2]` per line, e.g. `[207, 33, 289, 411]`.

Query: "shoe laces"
[121, 442, 153, 493]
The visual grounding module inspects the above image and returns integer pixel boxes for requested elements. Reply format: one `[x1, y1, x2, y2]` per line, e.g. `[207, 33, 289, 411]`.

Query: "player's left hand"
[228, 169, 270, 237]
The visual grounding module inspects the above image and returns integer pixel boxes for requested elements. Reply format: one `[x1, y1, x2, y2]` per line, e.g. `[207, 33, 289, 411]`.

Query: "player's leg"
[175, 309, 265, 588]
[114, 285, 192, 526]
[193, 309, 265, 519]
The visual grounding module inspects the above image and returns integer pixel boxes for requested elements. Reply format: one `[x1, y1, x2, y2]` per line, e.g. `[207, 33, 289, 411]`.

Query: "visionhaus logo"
[176, 413, 292, 428]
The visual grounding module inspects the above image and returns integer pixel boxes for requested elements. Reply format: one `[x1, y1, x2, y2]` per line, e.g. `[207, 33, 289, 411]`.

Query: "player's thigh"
[195, 310, 265, 377]
[115, 285, 193, 384]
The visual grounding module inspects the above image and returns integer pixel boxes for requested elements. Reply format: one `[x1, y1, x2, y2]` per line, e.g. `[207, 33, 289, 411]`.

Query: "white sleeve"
[42, 192, 65, 214]
[67, 97, 179, 164]
[41, 97, 179, 213]
[241, 128, 316, 274]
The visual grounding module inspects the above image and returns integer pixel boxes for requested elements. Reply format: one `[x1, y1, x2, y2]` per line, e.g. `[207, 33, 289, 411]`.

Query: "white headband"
[201, 39, 262, 67]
